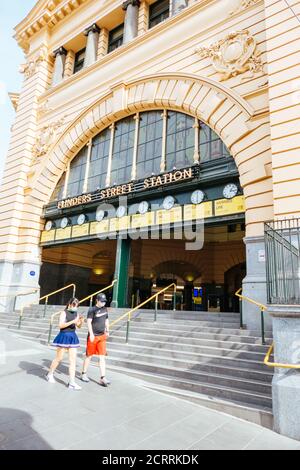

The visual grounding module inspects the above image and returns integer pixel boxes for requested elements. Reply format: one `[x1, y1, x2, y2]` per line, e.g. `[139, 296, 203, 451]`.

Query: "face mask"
[69, 307, 78, 313]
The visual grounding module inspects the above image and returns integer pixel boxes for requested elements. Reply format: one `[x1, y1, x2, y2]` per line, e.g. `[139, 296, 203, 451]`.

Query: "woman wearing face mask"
[47, 297, 84, 390]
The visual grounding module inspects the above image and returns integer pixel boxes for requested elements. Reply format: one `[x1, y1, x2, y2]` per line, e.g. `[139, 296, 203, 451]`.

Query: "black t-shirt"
[87, 306, 108, 336]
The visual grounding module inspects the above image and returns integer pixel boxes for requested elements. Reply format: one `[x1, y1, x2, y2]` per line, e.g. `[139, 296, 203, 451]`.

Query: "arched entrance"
[39, 105, 246, 310]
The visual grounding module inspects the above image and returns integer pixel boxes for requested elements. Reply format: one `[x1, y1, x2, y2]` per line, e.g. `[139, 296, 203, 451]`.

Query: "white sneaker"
[100, 377, 110, 387]
[68, 382, 82, 391]
[46, 373, 56, 384]
[81, 373, 90, 383]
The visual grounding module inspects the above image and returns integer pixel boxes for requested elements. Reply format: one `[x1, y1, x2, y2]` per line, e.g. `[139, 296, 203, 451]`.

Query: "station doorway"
[39, 220, 246, 312]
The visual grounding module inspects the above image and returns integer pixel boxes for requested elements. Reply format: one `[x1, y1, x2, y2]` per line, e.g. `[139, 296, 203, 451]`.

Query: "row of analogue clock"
[45, 183, 239, 231]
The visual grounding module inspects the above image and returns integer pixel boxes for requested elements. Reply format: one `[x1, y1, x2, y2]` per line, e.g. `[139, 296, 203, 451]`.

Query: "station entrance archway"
[40, 219, 245, 313]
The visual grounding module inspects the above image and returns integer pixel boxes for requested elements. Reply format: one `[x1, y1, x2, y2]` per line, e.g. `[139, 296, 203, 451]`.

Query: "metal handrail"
[111, 283, 177, 344]
[264, 344, 300, 369]
[235, 288, 268, 345]
[78, 279, 118, 306]
[0, 288, 40, 328]
[40, 283, 76, 318]
[47, 280, 118, 344]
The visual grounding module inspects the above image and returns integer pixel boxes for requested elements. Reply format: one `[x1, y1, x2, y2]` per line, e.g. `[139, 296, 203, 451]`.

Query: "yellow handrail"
[47, 280, 118, 344]
[39, 283, 76, 303]
[78, 279, 118, 306]
[110, 283, 177, 343]
[264, 343, 300, 370]
[235, 288, 268, 344]
[0, 288, 39, 299]
[235, 288, 267, 311]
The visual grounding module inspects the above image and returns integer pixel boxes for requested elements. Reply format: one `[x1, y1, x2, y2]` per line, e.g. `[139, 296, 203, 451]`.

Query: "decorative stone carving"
[195, 30, 264, 81]
[37, 100, 53, 119]
[230, 0, 260, 16]
[32, 117, 65, 160]
[20, 51, 47, 79]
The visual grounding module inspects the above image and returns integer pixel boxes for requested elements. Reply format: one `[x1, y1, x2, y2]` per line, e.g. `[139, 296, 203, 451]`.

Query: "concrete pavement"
[0, 327, 299, 450]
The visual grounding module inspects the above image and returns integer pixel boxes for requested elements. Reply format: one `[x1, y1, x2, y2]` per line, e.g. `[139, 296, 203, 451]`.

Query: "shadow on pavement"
[0, 408, 52, 450]
[18, 360, 67, 387]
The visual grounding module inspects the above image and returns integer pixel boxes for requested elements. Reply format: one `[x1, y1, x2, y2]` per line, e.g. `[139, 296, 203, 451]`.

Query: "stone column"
[83, 24, 100, 68]
[269, 305, 300, 440]
[111, 238, 132, 308]
[52, 47, 67, 86]
[171, 0, 188, 16]
[122, 0, 141, 44]
[242, 236, 272, 331]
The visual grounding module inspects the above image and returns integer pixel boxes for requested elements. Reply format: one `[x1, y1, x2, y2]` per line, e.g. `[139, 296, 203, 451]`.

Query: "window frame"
[73, 48, 86, 74]
[108, 24, 124, 53]
[149, 0, 170, 29]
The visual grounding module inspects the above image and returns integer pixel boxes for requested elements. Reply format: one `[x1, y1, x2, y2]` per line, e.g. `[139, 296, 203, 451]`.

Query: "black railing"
[265, 219, 300, 305]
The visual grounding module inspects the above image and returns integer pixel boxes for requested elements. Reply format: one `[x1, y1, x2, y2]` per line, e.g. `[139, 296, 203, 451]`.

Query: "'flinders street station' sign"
[57, 167, 195, 210]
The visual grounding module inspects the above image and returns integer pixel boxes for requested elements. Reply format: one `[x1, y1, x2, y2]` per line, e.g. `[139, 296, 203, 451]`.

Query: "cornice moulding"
[14, 0, 215, 52]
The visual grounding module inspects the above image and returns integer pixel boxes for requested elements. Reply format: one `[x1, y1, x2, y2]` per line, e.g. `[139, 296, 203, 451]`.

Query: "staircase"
[0, 305, 274, 429]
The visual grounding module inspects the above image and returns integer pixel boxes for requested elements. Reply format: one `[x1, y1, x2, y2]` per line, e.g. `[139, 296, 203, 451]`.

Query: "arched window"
[111, 116, 135, 186]
[200, 123, 230, 161]
[137, 111, 163, 179]
[65, 146, 88, 197]
[166, 111, 194, 171]
[50, 110, 232, 201]
[87, 127, 111, 192]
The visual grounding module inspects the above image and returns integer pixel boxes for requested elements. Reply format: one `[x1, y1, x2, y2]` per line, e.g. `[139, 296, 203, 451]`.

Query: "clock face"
[116, 206, 127, 218]
[45, 221, 53, 232]
[77, 214, 86, 226]
[61, 217, 69, 229]
[163, 196, 175, 211]
[191, 190, 205, 205]
[223, 184, 238, 200]
[139, 201, 149, 215]
[96, 210, 105, 222]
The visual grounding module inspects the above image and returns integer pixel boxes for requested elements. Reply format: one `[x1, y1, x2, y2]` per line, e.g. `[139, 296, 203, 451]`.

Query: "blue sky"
[0, 1, 37, 180]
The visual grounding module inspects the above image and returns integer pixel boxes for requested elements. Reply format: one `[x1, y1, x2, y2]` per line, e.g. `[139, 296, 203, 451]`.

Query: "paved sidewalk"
[0, 328, 299, 450]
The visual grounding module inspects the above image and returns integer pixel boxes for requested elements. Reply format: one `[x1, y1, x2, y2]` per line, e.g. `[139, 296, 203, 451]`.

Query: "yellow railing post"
[235, 289, 267, 345]
[111, 283, 177, 344]
[78, 279, 118, 306]
[39, 283, 77, 318]
[47, 281, 118, 345]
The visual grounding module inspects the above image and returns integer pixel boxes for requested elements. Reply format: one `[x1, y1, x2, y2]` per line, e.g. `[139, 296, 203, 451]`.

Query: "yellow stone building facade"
[1, 0, 300, 326]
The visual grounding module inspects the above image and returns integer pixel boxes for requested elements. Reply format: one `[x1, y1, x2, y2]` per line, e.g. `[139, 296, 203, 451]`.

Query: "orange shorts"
[86, 334, 107, 357]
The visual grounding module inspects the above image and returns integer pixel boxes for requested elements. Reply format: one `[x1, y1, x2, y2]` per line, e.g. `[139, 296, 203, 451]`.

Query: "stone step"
[4, 323, 270, 357]
[104, 354, 271, 396]
[0, 316, 270, 339]
[103, 348, 272, 385]
[5, 322, 270, 357]
[97, 359, 272, 409]
[135, 383, 274, 429]
[106, 340, 268, 362]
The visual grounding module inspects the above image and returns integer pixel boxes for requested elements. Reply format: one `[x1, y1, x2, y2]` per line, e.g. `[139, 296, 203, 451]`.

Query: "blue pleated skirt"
[53, 331, 80, 348]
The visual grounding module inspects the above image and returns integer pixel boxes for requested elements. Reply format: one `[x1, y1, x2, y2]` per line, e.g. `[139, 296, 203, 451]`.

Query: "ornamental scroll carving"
[195, 30, 264, 82]
[20, 50, 47, 79]
[230, 0, 261, 16]
[32, 117, 65, 160]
